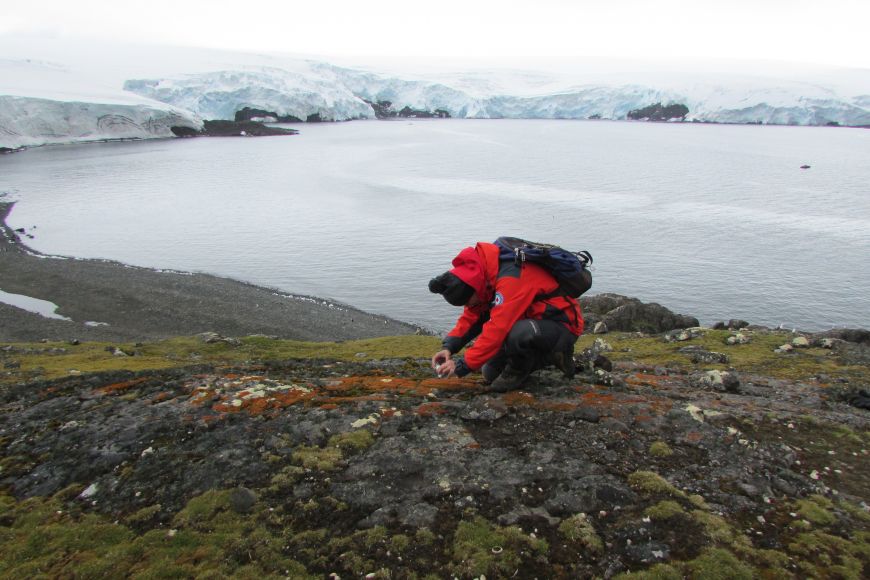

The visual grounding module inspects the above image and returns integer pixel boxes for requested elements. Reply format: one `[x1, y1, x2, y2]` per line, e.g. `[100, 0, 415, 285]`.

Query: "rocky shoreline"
[0, 201, 418, 342]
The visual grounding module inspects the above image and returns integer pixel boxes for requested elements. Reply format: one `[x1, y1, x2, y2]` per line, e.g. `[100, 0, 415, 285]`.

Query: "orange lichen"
[201, 414, 226, 426]
[685, 431, 704, 444]
[579, 392, 617, 406]
[151, 392, 174, 404]
[503, 392, 536, 406]
[312, 395, 390, 404]
[416, 402, 447, 416]
[96, 377, 148, 395]
[625, 373, 670, 387]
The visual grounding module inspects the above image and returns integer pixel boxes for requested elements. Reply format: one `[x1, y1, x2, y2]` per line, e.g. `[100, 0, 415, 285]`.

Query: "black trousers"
[482, 319, 577, 379]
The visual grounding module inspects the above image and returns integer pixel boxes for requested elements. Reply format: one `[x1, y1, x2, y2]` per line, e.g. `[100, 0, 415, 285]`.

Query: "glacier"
[2, 34, 869, 150]
[0, 56, 202, 150]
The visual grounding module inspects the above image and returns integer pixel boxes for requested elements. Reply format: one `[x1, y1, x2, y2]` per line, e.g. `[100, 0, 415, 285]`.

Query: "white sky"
[3, 0, 869, 69]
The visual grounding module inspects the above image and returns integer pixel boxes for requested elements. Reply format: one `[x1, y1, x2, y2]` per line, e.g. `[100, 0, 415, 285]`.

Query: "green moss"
[0, 334, 442, 384]
[645, 500, 686, 521]
[613, 563, 683, 580]
[0, 490, 311, 579]
[172, 490, 235, 530]
[292, 444, 343, 470]
[124, 504, 162, 525]
[391, 533, 411, 553]
[794, 495, 837, 526]
[627, 471, 686, 498]
[451, 516, 547, 577]
[268, 465, 305, 492]
[690, 510, 740, 546]
[685, 548, 754, 580]
[557, 513, 604, 554]
[649, 441, 674, 458]
[787, 530, 869, 579]
[832, 424, 865, 445]
[577, 330, 870, 382]
[415, 527, 437, 546]
[838, 499, 870, 523]
[688, 494, 709, 510]
[734, 546, 791, 579]
[328, 429, 375, 452]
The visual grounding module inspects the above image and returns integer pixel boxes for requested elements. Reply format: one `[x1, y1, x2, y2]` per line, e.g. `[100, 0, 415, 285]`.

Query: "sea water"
[2, 119, 869, 331]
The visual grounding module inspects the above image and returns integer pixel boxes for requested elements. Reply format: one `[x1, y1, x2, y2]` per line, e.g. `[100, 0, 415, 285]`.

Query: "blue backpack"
[494, 237, 593, 298]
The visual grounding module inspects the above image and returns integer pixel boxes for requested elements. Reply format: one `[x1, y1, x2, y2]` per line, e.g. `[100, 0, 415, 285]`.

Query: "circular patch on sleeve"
[492, 292, 504, 307]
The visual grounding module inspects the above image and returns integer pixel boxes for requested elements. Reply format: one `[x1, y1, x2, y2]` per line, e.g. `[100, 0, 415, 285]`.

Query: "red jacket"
[443, 242, 584, 370]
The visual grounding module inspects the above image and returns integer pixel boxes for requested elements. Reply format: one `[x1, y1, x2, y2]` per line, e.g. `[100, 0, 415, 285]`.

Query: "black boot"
[481, 352, 508, 385]
[482, 360, 506, 384]
[551, 346, 576, 379]
[489, 364, 532, 393]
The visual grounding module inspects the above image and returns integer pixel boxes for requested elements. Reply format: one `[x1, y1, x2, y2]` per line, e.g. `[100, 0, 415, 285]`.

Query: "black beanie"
[428, 272, 475, 306]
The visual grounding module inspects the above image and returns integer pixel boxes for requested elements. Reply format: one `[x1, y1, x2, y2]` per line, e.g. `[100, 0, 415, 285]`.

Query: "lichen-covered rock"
[580, 294, 699, 334]
[726, 333, 751, 345]
[690, 369, 741, 393]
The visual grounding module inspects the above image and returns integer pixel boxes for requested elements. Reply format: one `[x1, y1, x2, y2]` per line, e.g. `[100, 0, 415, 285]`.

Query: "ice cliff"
[2, 35, 870, 149]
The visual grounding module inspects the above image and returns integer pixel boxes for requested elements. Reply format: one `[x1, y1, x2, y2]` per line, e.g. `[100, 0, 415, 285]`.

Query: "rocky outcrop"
[580, 293, 700, 334]
[200, 120, 298, 136]
[234, 107, 302, 123]
[627, 102, 689, 121]
[170, 120, 298, 138]
[364, 99, 451, 119]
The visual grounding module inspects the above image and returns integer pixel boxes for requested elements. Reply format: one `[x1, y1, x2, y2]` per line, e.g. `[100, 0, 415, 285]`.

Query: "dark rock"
[678, 346, 729, 364]
[544, 475, 635, 516]
[818, 328, 870, 345]
[229, 486, 257, 513]
[234, 107, 302, 123]
[580, 294, 699, 334]
[848, 389, 870, 410]
[627, 102, 689, 121]
[624, 541, 671, 565]
[170, 125, 198, 137]
[831, 341, 870, 366]
[715, 319, 750, 330]
[497, 505, 560, 526]
[364, 99, 451, 119]
[201, 120, 298, 137]
[569, 407, 601, 424]
[397, 502, 439, 528]
[594, 354, 613, 372]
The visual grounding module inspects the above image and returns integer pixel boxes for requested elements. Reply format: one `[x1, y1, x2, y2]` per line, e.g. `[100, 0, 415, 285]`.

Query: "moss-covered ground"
[1, 329, 868, 578]
[3, 328, 865, 386]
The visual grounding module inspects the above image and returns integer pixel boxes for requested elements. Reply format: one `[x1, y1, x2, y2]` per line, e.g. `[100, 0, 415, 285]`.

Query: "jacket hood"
[449, 246, 487, 297]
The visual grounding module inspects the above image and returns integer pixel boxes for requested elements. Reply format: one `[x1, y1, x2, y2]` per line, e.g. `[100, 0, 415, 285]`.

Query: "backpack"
[494, 236, 593, 298]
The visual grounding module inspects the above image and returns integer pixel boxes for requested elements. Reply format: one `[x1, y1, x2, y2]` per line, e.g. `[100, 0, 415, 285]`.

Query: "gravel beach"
[0, 201, 420, 342]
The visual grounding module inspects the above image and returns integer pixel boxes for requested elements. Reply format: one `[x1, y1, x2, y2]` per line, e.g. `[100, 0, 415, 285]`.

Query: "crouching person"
[429, 242, 584, 392]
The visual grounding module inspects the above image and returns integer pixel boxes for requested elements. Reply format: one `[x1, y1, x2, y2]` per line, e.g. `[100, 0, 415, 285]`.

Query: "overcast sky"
[4, 0, 869, 69]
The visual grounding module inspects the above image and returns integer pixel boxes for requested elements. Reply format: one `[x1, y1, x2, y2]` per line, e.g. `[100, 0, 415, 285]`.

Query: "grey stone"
[229, 486, 257, 513]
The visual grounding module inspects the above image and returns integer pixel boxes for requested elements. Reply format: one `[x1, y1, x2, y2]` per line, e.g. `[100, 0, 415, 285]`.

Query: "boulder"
[691, 370, 740, 393]
[726, 333, 751, 345]
[816, 328, 870, 345]
[713, 319, 750, 330]
[580, 294, 699, 334]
